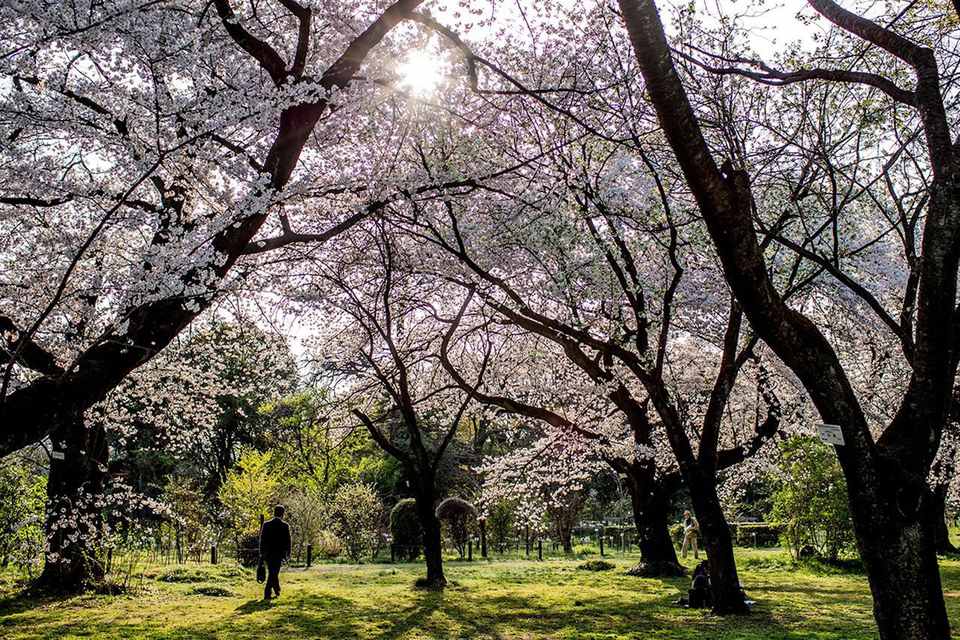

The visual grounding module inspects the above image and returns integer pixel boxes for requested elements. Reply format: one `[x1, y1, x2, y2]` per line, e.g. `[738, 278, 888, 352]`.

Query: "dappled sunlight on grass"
[1, 548, 959, 639]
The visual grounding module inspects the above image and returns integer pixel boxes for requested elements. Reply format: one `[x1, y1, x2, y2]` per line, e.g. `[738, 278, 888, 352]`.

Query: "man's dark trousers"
[264, 556, 282, 599]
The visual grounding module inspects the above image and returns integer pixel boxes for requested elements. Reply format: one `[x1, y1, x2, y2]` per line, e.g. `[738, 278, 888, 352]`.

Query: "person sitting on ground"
[680, 510, 699, 559]
[258, 504, 292, 601]
[688, 560, 712, 609]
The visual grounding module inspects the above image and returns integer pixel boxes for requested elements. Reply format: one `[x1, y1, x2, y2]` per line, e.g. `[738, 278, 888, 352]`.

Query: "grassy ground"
[2, 548, 959, 639]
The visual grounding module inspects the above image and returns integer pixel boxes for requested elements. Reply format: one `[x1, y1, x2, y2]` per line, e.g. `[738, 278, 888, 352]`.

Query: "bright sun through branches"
[398, 49, 444, 96]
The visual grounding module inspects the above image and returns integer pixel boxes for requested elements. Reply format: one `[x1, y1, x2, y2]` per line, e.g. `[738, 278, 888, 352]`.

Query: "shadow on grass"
[235, 598, 275, 614]
[8, 555, 952, 639]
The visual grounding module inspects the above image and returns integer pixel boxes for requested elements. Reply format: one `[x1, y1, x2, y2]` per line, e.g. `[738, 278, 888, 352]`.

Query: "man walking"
[259, 504, 291, 600]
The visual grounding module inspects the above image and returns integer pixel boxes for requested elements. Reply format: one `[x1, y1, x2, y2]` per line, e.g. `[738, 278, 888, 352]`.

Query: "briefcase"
[256, 561, 266, 584]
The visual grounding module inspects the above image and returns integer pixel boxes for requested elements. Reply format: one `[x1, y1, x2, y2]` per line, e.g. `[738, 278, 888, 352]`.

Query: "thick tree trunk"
[557, 523, 573, 553]
[931, 484, 957, 554]
[36, 417, 109, 592]
[414, 481, 446, 589]
[849, 481, 950, 640]
[686, 472, 748, 614]
[623, 465, 685, 577]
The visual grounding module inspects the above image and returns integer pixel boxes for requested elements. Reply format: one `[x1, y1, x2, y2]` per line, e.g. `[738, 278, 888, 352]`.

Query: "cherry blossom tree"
[615, 0, 960, 635]
[299, 221, 487, 588]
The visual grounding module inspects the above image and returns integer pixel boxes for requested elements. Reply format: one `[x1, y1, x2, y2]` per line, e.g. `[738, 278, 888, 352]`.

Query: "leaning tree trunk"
[36, 416, 109, 592]
[414, 478, 446, 589]
[686, 470, 748, 615]
[624, 464, 685, 577]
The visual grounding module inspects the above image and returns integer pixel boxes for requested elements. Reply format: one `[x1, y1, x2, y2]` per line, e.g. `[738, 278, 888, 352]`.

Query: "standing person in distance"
[259, 504, 292, 600]
[680, 510, 699, 560]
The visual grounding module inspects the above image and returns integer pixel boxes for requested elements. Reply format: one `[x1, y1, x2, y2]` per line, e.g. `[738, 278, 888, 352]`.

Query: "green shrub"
[329, 483, 382, 562]
[770, 436, 856, 561]
[157, 567, 210, 583]
[436, 497, 476, 557]
[669, 523, 684, 544]
[315, 530, 343, 559]
[732, 522, 784, 547]
[236, 532, 260, 567]
[578, 559, 615, 571]
[390, 498, 422, 561]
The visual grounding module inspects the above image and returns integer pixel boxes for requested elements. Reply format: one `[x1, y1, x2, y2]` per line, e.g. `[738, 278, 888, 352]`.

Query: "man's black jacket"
[259, 518, 291, 561]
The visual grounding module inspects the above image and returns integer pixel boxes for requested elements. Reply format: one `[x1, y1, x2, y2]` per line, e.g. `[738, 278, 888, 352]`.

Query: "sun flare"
[398, 49, 443, 96]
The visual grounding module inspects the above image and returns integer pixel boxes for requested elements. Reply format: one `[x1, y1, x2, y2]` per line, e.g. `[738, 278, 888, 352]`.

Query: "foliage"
[314, 530, 344, 560]
[328, 483, 382, 562]
[163, 476, 214, 563]
[0, 461, 46, 576]
[278, 482, 327, 563]
[218, 450, 278, 538]
[770, 437, 856, 562]
[389, 499, 423, 561]
[436, 497, 477, 558]
[486, 501, 517, 554]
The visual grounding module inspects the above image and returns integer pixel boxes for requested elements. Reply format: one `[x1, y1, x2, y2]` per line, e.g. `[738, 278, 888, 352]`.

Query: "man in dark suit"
[259, 504, 291, 600]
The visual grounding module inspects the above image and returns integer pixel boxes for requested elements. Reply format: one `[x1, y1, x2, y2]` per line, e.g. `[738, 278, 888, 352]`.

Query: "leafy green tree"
[328, 483, 382, 562]
[219, 450, 278, 538]
[770, 436, 855, 562]
[0, 460, 46, 576]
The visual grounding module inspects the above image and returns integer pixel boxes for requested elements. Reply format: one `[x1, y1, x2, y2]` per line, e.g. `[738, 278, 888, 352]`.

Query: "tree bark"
[931, 482, 957, 555]
[35, 416, 109, 592]
[624, 465, 685, 577]
[414, 480, 446, 589]
[616, 0, 954, 632]
[687, 473, 748, 614]
[855, 490, 950, 640]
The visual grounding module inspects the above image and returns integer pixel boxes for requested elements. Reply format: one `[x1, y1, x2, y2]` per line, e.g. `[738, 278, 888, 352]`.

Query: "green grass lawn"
[2, 548, 959, 639]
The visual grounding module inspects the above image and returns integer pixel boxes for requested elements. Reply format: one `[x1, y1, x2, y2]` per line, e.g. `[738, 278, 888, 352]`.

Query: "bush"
[236, 532, 260, 567]
[390, 499, 423, 561]
[328, 482, 382, 562]
[436, 497, 476, 557]
[578, 559, 615, 571]
[669, 523, 684, 545]
[0, 462, 46, 577]
[732, 522, 784, 547]
[315, 530, 343, 559]
[770, 436, 856, 561]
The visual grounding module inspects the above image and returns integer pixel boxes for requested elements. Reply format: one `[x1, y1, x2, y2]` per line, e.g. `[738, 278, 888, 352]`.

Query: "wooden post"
[468, 539, 473, 561]
[599, 531, 605, 557]
[210, 545, 217, 565]
[537, 538, 543, 561]
[306, 544, 313, 568]
[480, 519, 488, 559]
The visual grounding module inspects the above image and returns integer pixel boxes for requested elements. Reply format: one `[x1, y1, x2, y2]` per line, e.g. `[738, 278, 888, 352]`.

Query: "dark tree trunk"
[36, 417, 109, 592]
[623, 464, 685, 577]
[686, 471, 748, 615]
[840, 471, 950, 640]
[931, 484, 957, 555]
[414, 480, 446, 589]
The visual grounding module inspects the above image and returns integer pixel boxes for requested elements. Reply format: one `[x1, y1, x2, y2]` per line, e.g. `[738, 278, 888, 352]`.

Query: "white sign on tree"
[817, 424, 845, 447]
